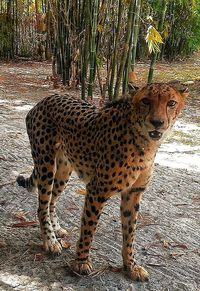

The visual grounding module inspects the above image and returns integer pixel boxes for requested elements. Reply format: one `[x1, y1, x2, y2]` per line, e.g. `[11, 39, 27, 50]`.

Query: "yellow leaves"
[146, 25, 163, 54]
[146, 15, 153, 23]
[163, 23, 170, 40]
[97, 24, 104, 33]
[30, 2, 36, 12]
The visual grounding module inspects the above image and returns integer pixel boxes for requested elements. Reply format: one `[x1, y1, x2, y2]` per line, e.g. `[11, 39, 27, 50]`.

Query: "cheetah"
[17, 83, 187, 281]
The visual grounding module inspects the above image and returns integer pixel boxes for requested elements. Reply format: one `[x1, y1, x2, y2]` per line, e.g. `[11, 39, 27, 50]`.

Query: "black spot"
[42, 167, 47, 173]
[40, 199, 48, 205]
[44, 156, 50, 163]
[50, 160, 54, 165]
[123, 210, 131, 217]
[41, 175, 47, 181]
[86, 210, 91, 217]
[41, 188, 46, 194]
[91, 205, 96, 213]
[48, 179, 53, 185]
[79, 243, 83, 249]
[97, 196, 108, 203]
[111, 162, 115, 168]
[88, 220, 94, 226]
[111, 187, 117, 192]
[40, 137, 44, 144]
[134, 203, 140, 211]
[131, 187, 145, 193]
[89, 197, 93, 203]
[119, 161, 123, 167]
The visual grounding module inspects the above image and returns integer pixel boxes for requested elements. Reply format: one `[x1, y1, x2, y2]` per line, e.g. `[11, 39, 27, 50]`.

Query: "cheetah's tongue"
[149, 130, 162, 140]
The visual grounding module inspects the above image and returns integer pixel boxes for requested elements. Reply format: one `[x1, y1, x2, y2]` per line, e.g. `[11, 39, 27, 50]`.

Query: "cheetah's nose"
[150, 119, 164, 129]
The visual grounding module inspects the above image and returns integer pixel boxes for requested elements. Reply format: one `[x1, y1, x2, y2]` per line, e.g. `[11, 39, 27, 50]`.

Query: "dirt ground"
[0, 60, 199, 291]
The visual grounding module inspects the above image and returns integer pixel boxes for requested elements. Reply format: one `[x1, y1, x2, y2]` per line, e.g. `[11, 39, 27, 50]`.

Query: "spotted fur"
[17, 83, 187, 281]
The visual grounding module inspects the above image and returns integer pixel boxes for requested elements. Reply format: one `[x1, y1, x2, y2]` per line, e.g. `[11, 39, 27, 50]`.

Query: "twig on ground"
[0, 180, 16, 189]
[66, 262, 122, 278]
[10, 220, 39, 227]
[146, 263, 167, 267]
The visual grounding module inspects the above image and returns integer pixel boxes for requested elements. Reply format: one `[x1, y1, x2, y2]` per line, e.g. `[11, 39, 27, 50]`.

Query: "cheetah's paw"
[55, 227, 68, 238]
[71, 259, 93, 275]
[43, 239, 62, 254]
[126, 265, 149, 282]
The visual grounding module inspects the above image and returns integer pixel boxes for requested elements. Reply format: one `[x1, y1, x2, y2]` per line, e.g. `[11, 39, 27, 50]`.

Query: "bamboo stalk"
[147, 0, 167, 84]
[108, 0, 123, 100]
[81, 0, 90, 100]
[122, 0, 138, 95]
[88, 0, 99, 99]
[131, 0, 141, 71]
[113, 0, 135, 100]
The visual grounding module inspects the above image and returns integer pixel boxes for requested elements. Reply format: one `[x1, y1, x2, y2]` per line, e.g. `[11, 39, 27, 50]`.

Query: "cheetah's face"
[132, 83, 188, 141]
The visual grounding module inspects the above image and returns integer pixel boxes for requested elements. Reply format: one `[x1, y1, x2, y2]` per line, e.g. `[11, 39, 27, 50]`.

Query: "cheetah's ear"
[179, 88, 189, 98]
[128, 83, 139, 95]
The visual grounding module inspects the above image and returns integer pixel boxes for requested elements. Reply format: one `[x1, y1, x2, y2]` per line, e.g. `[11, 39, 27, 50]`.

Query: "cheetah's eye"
[141, 98, 151, 105]
[167, 100, 177, 108]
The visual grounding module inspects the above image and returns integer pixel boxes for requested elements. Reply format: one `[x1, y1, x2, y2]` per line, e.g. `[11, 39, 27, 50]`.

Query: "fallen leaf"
[172, 243, 188, 250]
[76, 188, 86, 195]
[170, 252, 184, 258]
[60, 239, 71, 249]
[163, 240, 170, 248]
[14, 211, 28, 222]
[170, 252, 178, 257]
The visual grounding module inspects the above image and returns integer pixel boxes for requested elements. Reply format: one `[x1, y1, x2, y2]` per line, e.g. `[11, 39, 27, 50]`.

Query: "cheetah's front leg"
[71, 189, 107, 275]
[121, 186, 149, 281]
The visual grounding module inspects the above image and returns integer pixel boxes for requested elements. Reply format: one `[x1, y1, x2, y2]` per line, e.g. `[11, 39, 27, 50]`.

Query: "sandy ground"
[0, 61, 199, 291]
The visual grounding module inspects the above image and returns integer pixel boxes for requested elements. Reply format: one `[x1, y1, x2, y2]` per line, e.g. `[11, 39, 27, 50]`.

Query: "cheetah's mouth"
[149, 130, 163, 140]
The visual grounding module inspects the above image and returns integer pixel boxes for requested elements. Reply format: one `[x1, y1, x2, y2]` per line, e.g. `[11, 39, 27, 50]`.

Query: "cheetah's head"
[131, 83, 188, 141]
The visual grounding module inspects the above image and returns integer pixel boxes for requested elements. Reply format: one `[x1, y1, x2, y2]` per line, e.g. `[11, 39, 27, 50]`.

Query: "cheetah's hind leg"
[50, 152, 73, 239]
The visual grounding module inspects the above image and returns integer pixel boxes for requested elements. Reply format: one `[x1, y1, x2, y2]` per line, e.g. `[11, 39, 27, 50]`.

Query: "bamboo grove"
[0, 0, 200, 99]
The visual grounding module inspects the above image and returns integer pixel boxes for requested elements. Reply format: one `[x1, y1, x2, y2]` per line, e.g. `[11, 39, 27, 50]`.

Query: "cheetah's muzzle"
[148, 130, 163, 140]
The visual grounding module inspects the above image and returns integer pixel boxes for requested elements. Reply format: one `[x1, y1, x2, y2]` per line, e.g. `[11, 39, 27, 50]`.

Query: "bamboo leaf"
[146, 25, 163, 54]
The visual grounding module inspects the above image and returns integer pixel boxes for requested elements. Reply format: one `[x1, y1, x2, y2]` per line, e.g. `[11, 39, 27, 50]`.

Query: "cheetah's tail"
[16, 168, 37, 193]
